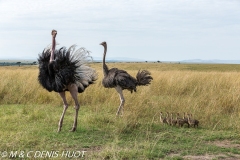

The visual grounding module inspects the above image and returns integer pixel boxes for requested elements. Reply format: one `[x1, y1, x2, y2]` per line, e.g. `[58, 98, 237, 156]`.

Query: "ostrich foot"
[116, 112, 124, 117]
[57, 126, 62, 132]
[116, 112, 122, 116]
[70, 127, 76, 132]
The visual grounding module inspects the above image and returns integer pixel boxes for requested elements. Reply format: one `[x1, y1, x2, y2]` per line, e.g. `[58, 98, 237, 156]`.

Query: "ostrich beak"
[100, 41, 106, 46]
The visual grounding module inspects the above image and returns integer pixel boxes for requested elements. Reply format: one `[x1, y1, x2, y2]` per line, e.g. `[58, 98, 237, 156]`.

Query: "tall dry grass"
[0, 63, 240, 131]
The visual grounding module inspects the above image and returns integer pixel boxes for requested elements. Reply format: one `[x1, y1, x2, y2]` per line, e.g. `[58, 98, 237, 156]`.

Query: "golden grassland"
[0, 63, 240, 131]
[1, 63, 240, 159]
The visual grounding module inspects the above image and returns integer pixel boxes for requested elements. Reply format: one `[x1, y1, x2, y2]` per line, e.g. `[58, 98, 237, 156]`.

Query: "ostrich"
[100, 41, 153, 115]
[38, 30, 97, 132]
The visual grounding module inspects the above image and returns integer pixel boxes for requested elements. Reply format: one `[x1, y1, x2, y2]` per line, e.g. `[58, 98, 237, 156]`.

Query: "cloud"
[0, 0, 240, 60]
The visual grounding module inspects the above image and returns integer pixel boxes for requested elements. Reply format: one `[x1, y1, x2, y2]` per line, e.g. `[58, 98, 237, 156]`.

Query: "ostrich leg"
[69, 84, 80, 132]
[115, 86, 125, 116]
[58, 92, 68, 132]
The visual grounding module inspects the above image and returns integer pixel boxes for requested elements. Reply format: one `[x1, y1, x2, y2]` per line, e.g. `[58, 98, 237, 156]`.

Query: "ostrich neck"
[103, 45, 109, 76]
[50, 36, 56, 62]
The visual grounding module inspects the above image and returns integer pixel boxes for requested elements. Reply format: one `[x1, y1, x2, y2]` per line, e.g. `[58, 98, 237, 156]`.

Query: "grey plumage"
[102, 68, 136, 92]
[136, 70, 152, 86]
[100, 41, 153, 115]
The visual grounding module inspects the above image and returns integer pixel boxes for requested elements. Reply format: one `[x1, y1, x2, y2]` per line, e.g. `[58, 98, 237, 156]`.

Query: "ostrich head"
[100, 41, 106, 46]
[51, 30, 57, 35]
[51, 30, 57, 37]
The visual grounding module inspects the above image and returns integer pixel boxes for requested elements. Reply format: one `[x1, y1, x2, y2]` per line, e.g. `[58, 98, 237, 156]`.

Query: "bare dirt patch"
[184, 154, 240, 160]
[211, 140, 240, 149]
[168, 153, 240, 160]
[167, 140, 240, 159]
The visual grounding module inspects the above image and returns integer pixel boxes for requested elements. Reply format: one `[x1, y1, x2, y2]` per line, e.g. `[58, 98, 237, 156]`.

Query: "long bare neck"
[50, 36, 56, 62]
[102, 44, 109, 76]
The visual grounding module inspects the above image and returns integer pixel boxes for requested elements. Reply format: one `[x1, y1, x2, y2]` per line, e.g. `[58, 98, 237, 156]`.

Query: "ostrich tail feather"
[136, 70, 153, 86]
[69, 45, 98, 91]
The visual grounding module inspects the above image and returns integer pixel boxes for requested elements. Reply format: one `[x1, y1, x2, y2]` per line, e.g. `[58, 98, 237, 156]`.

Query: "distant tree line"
[0, 61, 37, 66]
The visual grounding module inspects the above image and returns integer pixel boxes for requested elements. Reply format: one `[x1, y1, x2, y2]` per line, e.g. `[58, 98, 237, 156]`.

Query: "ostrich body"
[38, 30, 97, 132]
[100, 41, 153, 115]
[187, 114, 199, 128]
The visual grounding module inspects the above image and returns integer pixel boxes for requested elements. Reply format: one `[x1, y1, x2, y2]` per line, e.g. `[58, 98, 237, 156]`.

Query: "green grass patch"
[0, 104, 239, 159]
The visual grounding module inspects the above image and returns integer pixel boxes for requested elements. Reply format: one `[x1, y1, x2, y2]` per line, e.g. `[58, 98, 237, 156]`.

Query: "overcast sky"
[0, 0, 239, 61]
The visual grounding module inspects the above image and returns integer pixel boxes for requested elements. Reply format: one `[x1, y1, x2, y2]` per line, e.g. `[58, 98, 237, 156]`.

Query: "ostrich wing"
[114, 70, 137, 91]
[102, 68, 137, 91]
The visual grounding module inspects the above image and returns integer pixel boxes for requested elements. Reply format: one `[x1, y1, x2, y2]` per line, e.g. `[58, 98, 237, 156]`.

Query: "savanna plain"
[0, 63, 240, 160]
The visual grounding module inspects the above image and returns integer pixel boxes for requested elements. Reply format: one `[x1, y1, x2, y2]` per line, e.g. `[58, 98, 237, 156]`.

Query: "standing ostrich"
[100, 41, 153, 115]
[38, 30, 97, 132]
